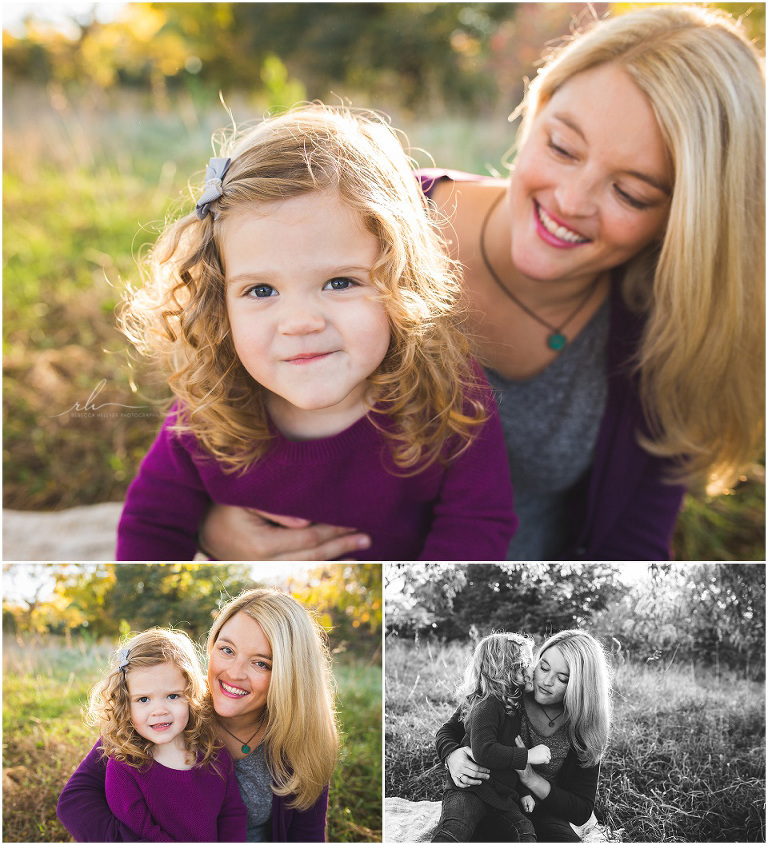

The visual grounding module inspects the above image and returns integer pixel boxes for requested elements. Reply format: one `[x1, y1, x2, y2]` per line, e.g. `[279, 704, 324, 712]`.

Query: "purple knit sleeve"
[56, 741, 140, 842]
[105, 759, 174, 842]
[419, 372, 517, 560]
[116, 410, 210, 561]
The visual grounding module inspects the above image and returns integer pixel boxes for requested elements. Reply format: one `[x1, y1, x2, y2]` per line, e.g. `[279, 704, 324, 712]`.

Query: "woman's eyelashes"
[548, 136, 654, 211]
[242, 277, 360, 299]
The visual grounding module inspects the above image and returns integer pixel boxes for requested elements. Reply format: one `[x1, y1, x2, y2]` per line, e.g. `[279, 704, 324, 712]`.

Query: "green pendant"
[242, 744, 250, 754]
[548, 333, 567, 351]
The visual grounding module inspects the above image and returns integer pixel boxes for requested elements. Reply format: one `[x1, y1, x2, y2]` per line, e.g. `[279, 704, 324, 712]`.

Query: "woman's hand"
[445, 746, 490, 787]
[199, 504, 371, 561]
[520, 795, 535, 814]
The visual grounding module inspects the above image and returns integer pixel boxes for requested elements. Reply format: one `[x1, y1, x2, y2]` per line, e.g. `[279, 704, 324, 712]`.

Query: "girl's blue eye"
[254, 661, 272, 671]
[138, 696, 149, 703]
[247, 284, 276, 298]
[168, 694, 180, 700]
[323, 277, 356, 291]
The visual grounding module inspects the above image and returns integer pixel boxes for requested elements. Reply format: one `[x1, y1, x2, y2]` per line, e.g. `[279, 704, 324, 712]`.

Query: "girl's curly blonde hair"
[86, 627, 222, 774]
[122, 103, 488, 474]
[458, 632, 534, 722]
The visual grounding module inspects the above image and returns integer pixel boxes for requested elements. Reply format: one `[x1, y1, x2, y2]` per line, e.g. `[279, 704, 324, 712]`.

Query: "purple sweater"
[419, 169, 686, 560]
[105, 750, 246, 842]
[117, 394, 517, 561]
[57, 741, 329, 842]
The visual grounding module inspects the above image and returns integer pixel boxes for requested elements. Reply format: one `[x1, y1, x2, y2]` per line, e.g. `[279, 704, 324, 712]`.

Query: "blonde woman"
[57, 589, 339, 841]
[200, 4, 765, 561]
[438, 630, 612, 841]
[117, 103, 516, 561]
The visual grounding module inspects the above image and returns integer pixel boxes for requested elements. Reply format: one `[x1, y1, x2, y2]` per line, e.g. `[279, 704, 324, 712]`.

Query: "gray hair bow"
[195, 157, 232, 220]
[117, 648, 131, 671]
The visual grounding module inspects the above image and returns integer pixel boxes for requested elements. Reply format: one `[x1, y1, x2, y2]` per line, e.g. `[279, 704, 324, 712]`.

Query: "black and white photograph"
[384, 563, 765, 843]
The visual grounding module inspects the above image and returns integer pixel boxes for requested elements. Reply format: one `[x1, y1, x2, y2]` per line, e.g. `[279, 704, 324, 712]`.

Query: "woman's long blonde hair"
[86, 627, 222, 773]
[513, 5, 765, 491]
[207, 589, 338, 810]
[537, 630, 612, 768]
[457, 632, 534, 722]
[123, 104, 489, 474]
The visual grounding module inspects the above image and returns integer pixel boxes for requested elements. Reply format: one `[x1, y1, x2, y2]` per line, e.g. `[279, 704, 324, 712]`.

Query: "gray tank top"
[485, 298, 609, 559]
[233, 744, 273, 842]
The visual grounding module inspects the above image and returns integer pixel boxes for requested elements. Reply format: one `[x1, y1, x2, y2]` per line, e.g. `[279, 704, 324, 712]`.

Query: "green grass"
[2, 635, 381, 842]
[385, 637, 765, 842]
[2, 81, 764, 558]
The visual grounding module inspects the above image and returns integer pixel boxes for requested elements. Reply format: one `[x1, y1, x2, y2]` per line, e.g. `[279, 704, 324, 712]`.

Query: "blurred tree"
[386, 563, 625, 641]
[110, 563, 254, 639]
[288, 564, 382, 656]
[593, 563, 765, 678]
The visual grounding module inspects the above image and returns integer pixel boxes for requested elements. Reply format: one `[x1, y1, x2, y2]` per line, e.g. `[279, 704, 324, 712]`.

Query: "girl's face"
[222, 190, 391, 439]
[533, 645, 569, 706]
[126, 662, 190, 747]
[507, 62, 672, 289]
[208, 611, 273, 722]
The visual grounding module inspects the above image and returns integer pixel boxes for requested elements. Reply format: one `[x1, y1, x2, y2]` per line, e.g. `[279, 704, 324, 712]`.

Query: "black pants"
[472, 803, 581, 842]
[431, 788, 536, 843]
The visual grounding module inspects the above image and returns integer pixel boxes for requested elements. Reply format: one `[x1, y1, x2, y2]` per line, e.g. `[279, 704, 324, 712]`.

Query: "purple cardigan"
[117, 389, 517, 561]
[420, 169, 685, 560]
[57, 741, 328, 842]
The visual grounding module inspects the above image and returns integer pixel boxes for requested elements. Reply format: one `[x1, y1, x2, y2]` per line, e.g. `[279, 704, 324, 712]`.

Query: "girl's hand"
[199, 504, 371, 561]
[446, 747, 490, 787]
[520, 795, 535, 814]
[527, 743, 551, 766]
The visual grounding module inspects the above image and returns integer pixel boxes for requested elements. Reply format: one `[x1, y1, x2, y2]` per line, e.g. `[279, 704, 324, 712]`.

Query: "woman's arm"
[199, 504, 371, 561]
[285, 785, 330, 842]
[56, 742, 140, 842]
[514, 737, 598, 827]
[435, 706, 490, 786]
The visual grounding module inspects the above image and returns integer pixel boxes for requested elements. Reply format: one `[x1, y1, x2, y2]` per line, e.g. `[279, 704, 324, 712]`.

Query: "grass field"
[385, 637, 766, 843]
[3, 82, 764, 559]
[2, 635, 382, 842]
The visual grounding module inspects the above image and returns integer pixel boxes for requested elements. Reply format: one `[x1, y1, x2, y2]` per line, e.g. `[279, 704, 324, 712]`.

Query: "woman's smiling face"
[533, 644, 570, 706]
[507, 62, 672, 288]
[208, 611, 272, 720]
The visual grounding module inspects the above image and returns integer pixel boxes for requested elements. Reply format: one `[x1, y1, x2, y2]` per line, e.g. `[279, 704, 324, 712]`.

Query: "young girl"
[84, 628, 247, 842]
[432, 632, 550, 843]
[116, 104, 516, 561]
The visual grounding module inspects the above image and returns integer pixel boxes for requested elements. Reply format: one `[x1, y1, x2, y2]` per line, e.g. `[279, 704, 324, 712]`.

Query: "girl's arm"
[467, 698, 528, 770]
[514, 737, 598, 826]
[217, 753, 248, 842]
[420, 392, 517, 560]
[105, 759, 174, 842]
[116, 412, 210, 561]
[56, 741, 141, 842]
[435, 706, 490, 786]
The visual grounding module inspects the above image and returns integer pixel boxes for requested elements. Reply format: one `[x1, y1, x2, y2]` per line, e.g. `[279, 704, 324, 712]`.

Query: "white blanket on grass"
[384, 797, 620, 842]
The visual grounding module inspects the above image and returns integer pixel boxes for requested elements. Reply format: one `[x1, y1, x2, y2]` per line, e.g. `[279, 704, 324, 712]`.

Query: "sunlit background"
[2, 3, 765, 559]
